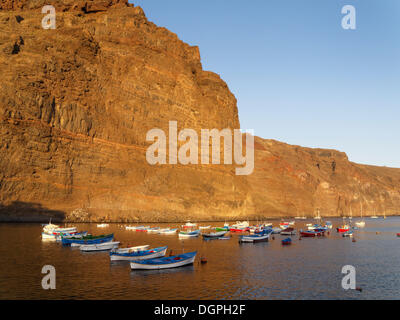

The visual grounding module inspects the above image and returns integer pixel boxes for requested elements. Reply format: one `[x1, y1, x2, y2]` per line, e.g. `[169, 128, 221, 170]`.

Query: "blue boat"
[110, 246, 168, 261]
[62, 233, 114, 246]
[130, 251, 197, 270]
[282, 238, 292, 245]
[239, 229, 272, 243]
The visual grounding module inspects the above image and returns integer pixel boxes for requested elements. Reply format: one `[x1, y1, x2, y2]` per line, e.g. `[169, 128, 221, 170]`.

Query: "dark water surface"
[0, 218, 399, 300]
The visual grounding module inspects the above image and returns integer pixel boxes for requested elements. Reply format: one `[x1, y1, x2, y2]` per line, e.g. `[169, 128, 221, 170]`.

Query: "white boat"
[147, 227, 161, 233]
[232, 221, 249, 229]
[355, 204, 366, 228]
[111, 246, 168, 261]
[178, 230, 200, 238]
[239, 229, 272, 243]
[182, 221, 197, 229]
[130, 251, 196, 270]
[43, 223, 77, 235]
[280, 228, 296, 235]
[41, 232, 56, 240]
[126, 226, 141, 231]
[114, 245, 150, 254]
[97, 224, 109, 228]
[159, 228, 178, 234]
[199, 226, 211, 230]
[272, 227, 281, 234]
[80, 241, 120, 252]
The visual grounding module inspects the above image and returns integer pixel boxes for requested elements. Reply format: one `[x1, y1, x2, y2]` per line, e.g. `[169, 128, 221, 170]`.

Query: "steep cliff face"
[0, 0, 250, 222]
[0, 1, 399, 222]
[249, 138, 400, 217]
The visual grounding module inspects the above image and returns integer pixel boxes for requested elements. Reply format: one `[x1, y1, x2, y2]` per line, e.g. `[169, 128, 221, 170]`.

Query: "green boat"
[215, 227, 229, 232]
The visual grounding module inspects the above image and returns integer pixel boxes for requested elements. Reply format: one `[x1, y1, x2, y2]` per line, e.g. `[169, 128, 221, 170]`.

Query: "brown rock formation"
[0, 1, 399, 222]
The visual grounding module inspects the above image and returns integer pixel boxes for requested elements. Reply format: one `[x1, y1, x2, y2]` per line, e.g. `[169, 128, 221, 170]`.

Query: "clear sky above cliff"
[132, 0, 400, 168]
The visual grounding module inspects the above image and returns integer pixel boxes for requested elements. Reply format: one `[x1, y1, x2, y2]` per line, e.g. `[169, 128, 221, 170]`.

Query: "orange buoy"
[200, 257, 207, 264]
[352, 238, 356, 242]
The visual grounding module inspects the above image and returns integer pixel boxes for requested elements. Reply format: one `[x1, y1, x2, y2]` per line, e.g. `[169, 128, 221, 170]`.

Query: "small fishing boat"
[279, 222, 290, 229]
[110, 246, 168, 261]
[178, 230, 200, 238]
[239, 229, 272, 243]
[147, 227, 161, 233]
[282, 238, 292, 245]
[325, 221, 333, 229]
[97, 224, 109, 228]
[342, 231, 354, 238]
[80, 241, 120, 252]
[114, 245, 150, 254]
[229, 227, 249, 233]
[130, 251, 197, 270]
[126, 226, 142, 231]
[199, 226, 211, 230]
[135, 226, 150, 232]
[280, 227, 296, 235]
[337, 225, 350, 233]
[41, 232, 56, 240]
[43, 223, 77, 235]
[62, 234, 114, 246]
[272, 227, 282, 234]
[231, 221, 249, 229]
[202, 231, 227, 240]
[182, 221, 197, 229]
[160, 228, 178, 235]
[215, 226, 230, 232]
[300, 230, 324, 237]
[55, 231, 88, 241]
[355, 203, 366, 228]
[396, 233, 400, 237]
[355, 221, 365, 228]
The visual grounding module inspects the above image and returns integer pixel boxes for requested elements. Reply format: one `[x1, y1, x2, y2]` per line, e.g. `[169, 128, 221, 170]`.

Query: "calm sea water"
[0, 218, 399, 300]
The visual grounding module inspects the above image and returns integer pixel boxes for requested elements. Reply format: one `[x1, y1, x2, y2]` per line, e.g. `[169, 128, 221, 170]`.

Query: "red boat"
[229, 227, 249, 233]
[300, 230, 324, 237]
[397, 233, 400, 237]
[337, 225, 350, 233]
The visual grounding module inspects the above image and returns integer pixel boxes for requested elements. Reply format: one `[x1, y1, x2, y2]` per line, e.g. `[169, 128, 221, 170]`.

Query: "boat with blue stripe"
[130, 251, 197, 270]
[239, 228, 273, 243]
[110, 246, 168, 261]
[62, 233, 114, 246]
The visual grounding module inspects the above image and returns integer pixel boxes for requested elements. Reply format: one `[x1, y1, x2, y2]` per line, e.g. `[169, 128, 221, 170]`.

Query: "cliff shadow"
[0, 201, 66, 222]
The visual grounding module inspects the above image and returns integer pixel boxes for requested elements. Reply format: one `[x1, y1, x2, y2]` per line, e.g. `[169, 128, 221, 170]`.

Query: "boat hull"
[130, 252, 196, 270]
[110, 247, 167, 261]
[80, 241, 120, 252]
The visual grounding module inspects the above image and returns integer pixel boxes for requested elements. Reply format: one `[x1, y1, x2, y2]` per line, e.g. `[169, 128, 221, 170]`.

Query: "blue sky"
[131, 1, 400, 167]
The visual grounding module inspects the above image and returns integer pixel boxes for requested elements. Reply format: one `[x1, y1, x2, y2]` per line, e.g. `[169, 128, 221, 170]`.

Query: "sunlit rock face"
[0, 1, 399, 222]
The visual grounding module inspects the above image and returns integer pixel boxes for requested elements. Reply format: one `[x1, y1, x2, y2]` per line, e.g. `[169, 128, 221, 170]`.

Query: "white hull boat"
[114, 245, 150, 254]
[110, 246, 167, 261]
[199, 226, 211, 230]
[355, 221, 365, 228]
[130, 252, 196, 270]
[41, 233, 56, 240]
[97, 224, 109, 228]
[80, 241, 120, 252]
[178, 230, 200, 238]
[159, 228, 178, 234]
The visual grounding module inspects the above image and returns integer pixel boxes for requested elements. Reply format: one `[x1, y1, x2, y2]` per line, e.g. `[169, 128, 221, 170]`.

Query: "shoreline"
[1, 215, 398, 224]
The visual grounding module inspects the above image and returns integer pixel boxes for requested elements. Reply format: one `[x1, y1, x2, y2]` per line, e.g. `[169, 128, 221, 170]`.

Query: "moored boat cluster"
[41, 217, 398, 271]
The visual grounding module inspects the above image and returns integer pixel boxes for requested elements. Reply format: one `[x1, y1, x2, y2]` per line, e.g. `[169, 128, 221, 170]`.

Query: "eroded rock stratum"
[1, 1, 399, 222]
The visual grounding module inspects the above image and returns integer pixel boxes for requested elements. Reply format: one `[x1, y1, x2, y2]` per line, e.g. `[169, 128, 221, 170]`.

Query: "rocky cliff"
[0, 0, 399, 222]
